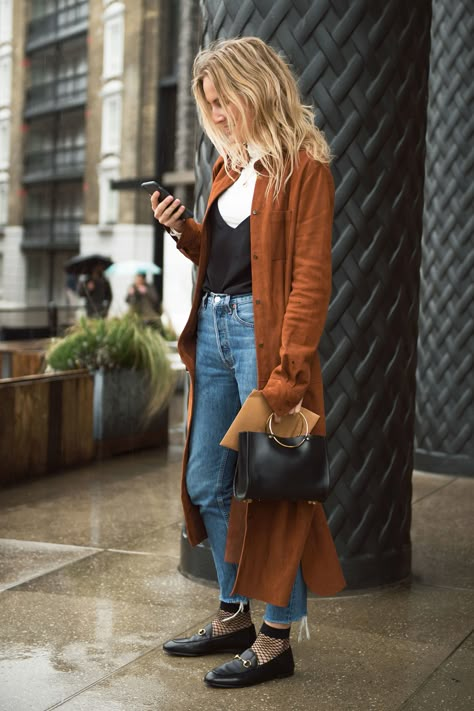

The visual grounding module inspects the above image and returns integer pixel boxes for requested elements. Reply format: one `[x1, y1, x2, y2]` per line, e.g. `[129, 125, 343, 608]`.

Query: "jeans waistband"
[201, 291, 253, 308]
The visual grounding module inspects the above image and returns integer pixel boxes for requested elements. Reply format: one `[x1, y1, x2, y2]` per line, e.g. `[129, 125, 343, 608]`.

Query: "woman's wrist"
[169, 226, 183, 239]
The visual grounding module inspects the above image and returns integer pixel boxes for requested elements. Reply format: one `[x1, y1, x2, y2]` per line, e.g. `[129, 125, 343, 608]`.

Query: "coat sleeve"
[262, 161, 334, 416]
[173, 218, 203, 266]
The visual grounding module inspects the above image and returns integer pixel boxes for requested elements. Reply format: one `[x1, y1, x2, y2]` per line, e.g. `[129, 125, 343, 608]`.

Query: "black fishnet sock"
[211, 601, 252, 636]
[251, 622, 290, 665]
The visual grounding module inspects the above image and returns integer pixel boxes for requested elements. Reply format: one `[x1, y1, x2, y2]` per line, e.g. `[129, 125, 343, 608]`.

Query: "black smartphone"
[141, 181, 193, 220]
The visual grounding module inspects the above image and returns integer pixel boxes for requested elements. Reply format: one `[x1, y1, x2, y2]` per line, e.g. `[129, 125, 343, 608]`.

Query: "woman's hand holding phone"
[142, 181, 193, 231]
[151, 191, 187, 231]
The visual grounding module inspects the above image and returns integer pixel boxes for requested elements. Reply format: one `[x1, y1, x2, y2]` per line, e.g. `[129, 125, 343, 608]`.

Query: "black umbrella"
[64, 254, 113, 275]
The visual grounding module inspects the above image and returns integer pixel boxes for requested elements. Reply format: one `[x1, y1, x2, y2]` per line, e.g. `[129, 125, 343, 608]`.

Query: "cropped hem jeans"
[185, 292, 307, 624]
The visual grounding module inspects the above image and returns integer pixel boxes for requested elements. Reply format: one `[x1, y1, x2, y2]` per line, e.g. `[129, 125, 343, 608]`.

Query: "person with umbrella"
[64, 254, 113, 319]
[77, 262, 113, 319]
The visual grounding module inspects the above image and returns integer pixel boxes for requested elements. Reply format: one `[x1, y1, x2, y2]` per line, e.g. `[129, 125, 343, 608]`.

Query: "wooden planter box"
[0, 338, 50, 378]
[0, 368, 171, 486]
[0, 370, 95, 486]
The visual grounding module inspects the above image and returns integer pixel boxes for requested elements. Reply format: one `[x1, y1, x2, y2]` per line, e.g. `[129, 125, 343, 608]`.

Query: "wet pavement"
[0, 398, 473, 711]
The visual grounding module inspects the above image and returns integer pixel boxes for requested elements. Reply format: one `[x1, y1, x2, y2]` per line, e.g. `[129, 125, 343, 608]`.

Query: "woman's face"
[202, 75, 249, 143]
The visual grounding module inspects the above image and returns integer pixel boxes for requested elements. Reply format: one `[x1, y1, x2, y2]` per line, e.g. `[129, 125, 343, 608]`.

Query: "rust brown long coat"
[175, 152, 346, 606]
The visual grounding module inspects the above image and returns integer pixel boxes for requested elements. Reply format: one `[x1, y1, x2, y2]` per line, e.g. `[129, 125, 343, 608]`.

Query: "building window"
[30, 50, 55, 87]
[103, 9, 124, 79]
[58, 37, 88, 76]
[0, 54, 11, 107]
[26, 254, 44, 290]
[98, 161, 119, 225]
[101, 89, 122, 155]
[0, 181, 7, 225]
[28, 187, 51, 220]
[58, 0, 87, 28]
[30, 0, 55, 21]
[0, 119, 10, 168]
[0, 0, 13, 43]
[161, 0, 179, 78]
[55, 183, 83, 221]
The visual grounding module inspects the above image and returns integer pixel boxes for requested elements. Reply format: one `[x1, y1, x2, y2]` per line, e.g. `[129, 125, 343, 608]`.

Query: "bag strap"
[266, 411, 309, 449]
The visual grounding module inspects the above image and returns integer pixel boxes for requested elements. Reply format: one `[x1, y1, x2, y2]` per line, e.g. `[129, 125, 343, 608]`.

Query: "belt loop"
[202, 292, 209, 309]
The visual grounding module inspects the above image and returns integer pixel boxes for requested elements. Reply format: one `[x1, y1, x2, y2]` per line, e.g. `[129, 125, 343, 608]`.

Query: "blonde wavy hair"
[192, 36, 332, 198]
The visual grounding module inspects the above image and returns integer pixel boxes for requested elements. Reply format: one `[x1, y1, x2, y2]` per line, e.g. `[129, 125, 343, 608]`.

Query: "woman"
[151, 37, 345, 689]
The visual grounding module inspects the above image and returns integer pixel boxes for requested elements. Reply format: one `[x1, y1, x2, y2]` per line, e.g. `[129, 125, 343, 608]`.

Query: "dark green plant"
[46, 315, 175, 415]
[160, 319, 178, 342]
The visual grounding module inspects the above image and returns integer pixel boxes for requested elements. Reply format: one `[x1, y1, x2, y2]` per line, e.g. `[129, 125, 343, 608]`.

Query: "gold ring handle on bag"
[266, 411, 309, 448]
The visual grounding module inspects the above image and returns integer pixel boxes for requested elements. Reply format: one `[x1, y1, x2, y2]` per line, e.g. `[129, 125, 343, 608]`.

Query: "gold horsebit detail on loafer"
[234, 654, 252, 668]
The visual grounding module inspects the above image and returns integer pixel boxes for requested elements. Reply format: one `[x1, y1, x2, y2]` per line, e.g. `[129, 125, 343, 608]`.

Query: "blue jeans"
[186, 292, 307, 624]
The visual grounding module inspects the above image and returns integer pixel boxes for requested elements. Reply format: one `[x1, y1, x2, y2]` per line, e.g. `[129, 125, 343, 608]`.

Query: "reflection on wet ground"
[0, 395, 473, 710]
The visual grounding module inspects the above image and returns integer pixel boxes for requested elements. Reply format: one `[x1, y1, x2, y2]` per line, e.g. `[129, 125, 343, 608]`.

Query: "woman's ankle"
[263, 620, 290, 630]
[219, 600, 250, 614]
[211, 601, 252, 636]
[251, 623, 291, 664]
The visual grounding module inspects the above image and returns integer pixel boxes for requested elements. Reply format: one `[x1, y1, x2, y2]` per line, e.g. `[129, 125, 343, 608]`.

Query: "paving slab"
[15, 549, 216, 610]
[0, 439, 472, 710]
[311, 582, 474, 648]
[121, 520, 183, 557]
[0, 539, 98, 592]
[411, 470, 456, 504]
[5, 566, 469, 711]
[0, 451, 183, 550]
[45, 616, 454, 711]
[411, 477, 474, 590]
[0, 577, 216, 711]
[401, 631, 474, 710]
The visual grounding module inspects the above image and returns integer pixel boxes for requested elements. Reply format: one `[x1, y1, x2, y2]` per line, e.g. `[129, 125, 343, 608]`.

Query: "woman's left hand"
[273, 398, 303, 424]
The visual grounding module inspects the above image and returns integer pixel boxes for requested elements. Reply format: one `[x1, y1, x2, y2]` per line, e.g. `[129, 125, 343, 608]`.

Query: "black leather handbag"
[234, 412, 330, 503]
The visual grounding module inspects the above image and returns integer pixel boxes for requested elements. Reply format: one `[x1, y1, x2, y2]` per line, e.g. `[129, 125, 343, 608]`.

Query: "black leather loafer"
[163, 623, 257, 657]
[204, 646, 295, 688]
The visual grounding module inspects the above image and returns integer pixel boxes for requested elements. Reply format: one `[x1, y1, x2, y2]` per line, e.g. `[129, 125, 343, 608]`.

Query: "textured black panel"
[190, 1, 432, 588]
[415, 0, 474, 476]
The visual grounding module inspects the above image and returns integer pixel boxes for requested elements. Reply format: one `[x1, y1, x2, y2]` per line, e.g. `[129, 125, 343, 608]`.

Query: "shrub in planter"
[46, 315, 175, 418]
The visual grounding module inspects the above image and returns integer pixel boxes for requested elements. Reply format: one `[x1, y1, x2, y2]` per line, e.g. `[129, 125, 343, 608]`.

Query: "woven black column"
[415, 0, 474, 477]
[180, 0, 432, 590]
